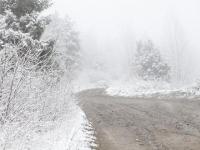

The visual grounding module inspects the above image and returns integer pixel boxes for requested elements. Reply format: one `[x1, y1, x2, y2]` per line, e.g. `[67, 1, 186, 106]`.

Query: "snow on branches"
[134, 40, 170, 81]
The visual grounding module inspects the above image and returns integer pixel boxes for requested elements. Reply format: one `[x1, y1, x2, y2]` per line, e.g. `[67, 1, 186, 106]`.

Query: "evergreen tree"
[134, 40, 170, 81]
[0, 0, 54, 69]
[0, 0, 51, 39]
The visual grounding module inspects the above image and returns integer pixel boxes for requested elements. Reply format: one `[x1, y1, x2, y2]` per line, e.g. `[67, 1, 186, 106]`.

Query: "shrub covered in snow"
[0, 0, 83, 149]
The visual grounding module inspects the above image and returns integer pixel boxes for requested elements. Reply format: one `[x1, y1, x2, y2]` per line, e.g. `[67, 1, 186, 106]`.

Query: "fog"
[50, 0, 200, 86]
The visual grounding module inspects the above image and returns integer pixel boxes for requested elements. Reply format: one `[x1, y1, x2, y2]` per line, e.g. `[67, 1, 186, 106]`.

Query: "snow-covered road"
[78, 88, 200, 150]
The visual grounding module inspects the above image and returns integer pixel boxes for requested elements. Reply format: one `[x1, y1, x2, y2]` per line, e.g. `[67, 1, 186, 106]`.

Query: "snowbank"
[106, 79, 200, 99]
[106, 79, 170, 97]
[26, 101, 96, 150]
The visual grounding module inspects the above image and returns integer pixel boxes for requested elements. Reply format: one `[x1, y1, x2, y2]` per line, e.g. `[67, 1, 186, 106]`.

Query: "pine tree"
[134, 40, 170, 81]
[0, 0, 51, 39]
[0, 0, 54, 69]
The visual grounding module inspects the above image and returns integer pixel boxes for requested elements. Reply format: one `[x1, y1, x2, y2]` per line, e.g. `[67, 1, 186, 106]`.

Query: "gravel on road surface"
[77, 89, 200, 150]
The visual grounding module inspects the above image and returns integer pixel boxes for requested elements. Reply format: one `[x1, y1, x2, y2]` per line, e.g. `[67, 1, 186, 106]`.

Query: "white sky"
[50, 0, 200, 34]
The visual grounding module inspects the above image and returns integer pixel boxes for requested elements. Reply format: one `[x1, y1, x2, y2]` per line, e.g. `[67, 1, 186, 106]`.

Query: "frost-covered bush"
[0, 0, 81, 149]
[0, 42, 68, 148]
[134, 40, 170, 81]
[0, 72, 72, 150]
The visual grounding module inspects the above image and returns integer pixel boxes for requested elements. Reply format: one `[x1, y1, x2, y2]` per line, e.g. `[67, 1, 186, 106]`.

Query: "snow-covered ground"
[0, 99, 96, 150]
[106, 79, 170, 97]
[26, 101, 96, 150]
[106, 79, 200, 99]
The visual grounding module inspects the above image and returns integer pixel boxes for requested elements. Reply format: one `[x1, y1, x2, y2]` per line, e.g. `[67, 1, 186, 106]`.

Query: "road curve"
[77, 89, 200, 150]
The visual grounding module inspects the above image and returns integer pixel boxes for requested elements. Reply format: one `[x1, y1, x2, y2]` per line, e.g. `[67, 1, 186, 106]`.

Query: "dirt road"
[77, 89, 200, 150]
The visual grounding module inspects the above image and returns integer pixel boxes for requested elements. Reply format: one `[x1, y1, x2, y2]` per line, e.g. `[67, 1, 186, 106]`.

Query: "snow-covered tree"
[0, 0, 55, 72]
[0, 0, 51, 39]
[0, 0, 55, 125]
[41, 15, 80, 81]
[0, 0, 82, 148]
[134, 40, 170, 81]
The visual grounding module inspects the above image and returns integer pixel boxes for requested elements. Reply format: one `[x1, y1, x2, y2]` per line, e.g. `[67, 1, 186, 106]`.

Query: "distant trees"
[134, 40, 170, 81]
[168, 18, 189, 84]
